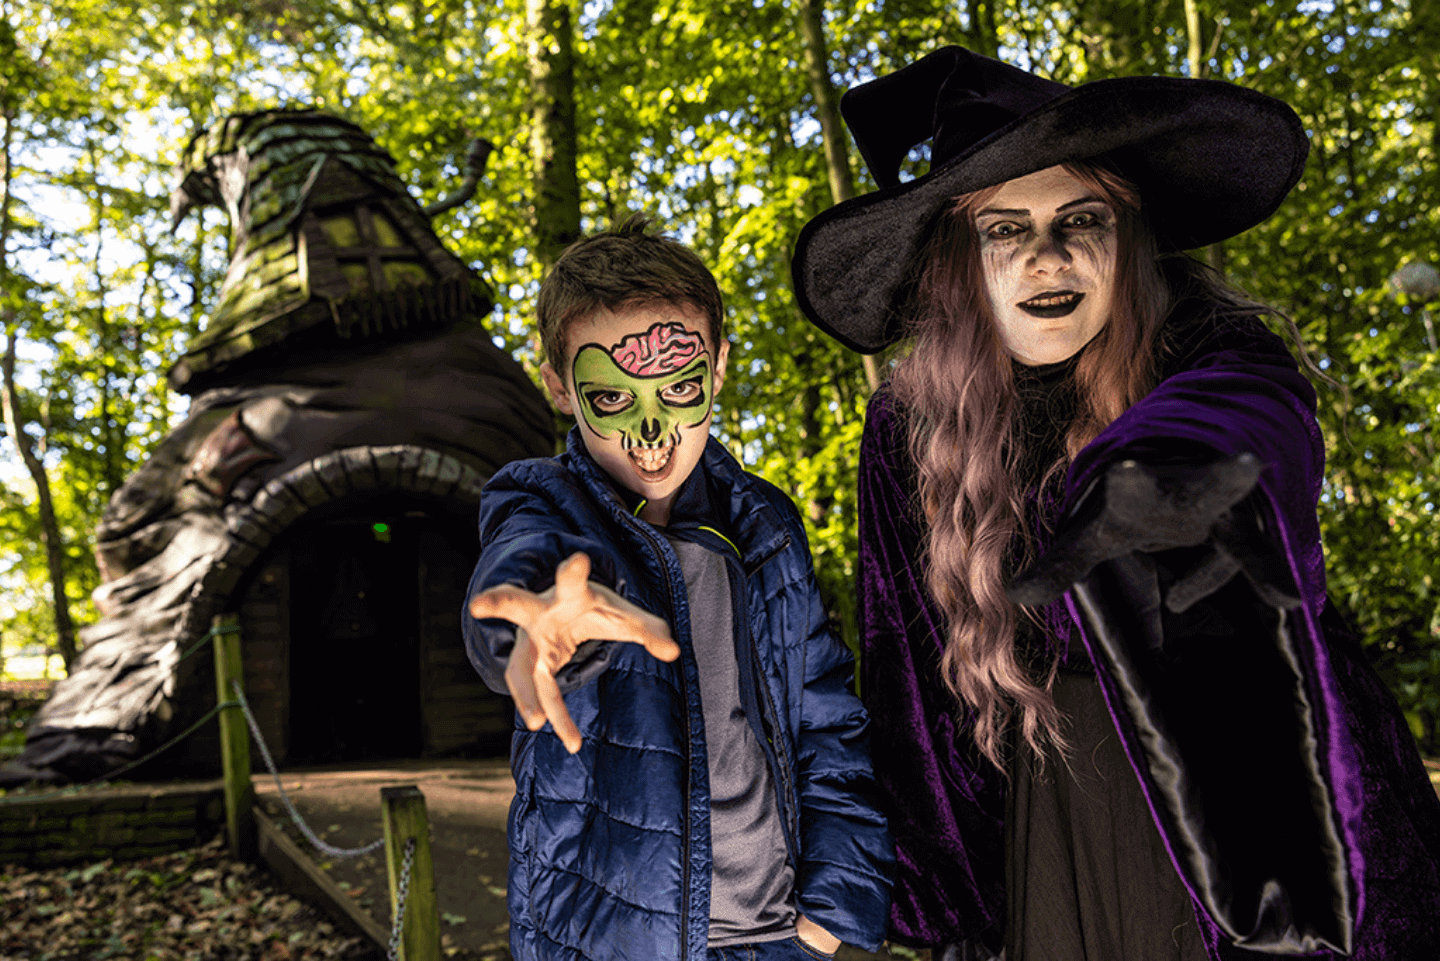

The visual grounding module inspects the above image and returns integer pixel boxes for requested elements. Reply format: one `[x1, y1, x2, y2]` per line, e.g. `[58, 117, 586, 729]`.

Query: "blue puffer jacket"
[462, 431, 894, 961]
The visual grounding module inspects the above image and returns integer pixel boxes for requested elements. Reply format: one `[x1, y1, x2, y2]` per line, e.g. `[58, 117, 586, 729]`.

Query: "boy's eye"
[584, 389, 634, 415]
[659, 376, 705, 408]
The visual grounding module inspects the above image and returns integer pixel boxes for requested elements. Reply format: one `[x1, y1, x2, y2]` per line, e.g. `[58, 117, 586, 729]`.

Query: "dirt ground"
[253, 759, 514, 960]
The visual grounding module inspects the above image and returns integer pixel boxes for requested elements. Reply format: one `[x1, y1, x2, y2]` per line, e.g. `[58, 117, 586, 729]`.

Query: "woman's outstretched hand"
[1007, 453, 1298, 611]
[469, 552, 678, 753]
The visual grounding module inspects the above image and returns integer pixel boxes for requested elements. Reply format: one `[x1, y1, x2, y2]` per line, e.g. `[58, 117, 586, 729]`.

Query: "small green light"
[373, 522, 390, 534]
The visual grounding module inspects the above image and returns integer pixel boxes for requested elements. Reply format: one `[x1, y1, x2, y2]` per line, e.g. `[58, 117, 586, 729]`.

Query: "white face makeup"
[974, 165, 1118, 366]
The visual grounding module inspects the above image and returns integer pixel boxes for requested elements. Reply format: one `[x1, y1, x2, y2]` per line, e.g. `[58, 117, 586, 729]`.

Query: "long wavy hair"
[889, 161, 1172, 769]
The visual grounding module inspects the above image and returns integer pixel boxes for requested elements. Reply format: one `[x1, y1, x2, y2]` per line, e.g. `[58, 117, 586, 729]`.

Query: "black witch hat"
[791, 46, 1309, 354]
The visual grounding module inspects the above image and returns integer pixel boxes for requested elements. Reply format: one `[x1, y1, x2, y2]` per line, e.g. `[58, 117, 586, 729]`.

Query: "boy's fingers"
[604, 622, 680, 659]
[470, 584, 545, 625]
[626, 612, 680, 661]
[642, 634, 682, 662]
[554, 552, 592, 599]
[589, 601, 678, 660]
[532, 667, 582, 754]
[504, 633, 547, 730]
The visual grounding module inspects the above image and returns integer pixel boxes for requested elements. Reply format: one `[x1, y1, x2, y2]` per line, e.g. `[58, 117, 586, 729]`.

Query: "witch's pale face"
[541, 304, 728, 526]
[974, 165, 1118, 366]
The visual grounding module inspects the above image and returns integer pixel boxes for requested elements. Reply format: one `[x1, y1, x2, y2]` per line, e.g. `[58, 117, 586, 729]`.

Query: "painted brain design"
[612, 323, 704, 377]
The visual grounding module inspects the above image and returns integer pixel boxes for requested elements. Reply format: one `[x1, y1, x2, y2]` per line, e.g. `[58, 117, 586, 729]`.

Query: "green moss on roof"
[168, 109, 492, 393]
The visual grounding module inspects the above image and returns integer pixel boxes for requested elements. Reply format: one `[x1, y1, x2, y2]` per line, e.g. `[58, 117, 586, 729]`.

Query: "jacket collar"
[562, 427, 789, 571]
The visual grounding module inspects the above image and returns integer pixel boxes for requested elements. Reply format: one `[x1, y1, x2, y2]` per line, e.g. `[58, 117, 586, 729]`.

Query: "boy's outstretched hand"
[468, 552, 678, 754]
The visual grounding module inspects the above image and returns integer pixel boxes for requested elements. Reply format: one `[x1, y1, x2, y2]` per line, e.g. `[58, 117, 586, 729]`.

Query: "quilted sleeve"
[786, 498, 896, 953]
[460, 460, 629, 696]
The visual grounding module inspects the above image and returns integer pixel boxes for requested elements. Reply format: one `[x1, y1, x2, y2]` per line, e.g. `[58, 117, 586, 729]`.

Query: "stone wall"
[0, 781, 225, 867]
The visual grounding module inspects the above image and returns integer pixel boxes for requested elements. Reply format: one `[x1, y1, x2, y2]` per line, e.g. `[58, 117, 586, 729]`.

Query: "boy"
[462, 217, 894, 961]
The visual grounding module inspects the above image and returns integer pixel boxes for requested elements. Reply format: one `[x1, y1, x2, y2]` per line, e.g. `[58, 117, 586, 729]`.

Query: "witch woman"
[792, 46, 1440, 960]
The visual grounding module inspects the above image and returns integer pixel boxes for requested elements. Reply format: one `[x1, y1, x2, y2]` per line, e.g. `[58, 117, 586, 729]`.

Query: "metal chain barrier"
[0, 700, 237, 805]
[10, 625, 426, 959]
[179, 622, 239, 663]
[230, 680, 385, 859]
[386, 838, 416, 961]
[232, 680, 423, 959]
[2, 626, 241, 804]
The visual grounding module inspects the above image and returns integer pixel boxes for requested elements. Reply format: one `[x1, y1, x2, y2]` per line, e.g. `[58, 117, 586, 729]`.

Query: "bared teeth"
[630, 444, 674, 473]
[1024, 292, 1081, 306]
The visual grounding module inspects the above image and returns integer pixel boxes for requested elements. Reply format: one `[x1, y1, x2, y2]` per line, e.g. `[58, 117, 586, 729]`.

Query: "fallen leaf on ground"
[0, 836, 375, 960]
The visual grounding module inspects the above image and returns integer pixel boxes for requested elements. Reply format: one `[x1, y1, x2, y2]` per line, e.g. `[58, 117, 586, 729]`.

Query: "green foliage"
[0, 0, 1437, 755]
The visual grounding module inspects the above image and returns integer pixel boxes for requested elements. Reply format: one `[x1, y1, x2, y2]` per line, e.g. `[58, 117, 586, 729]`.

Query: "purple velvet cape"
[856, 312, 1440, 959]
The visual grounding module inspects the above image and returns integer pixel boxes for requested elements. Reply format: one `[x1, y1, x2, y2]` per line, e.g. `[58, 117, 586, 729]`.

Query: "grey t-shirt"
[666, 536, 797, 947]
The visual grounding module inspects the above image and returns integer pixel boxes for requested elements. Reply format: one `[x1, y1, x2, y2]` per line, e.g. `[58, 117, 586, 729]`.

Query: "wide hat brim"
[792, 75, 1309, 354]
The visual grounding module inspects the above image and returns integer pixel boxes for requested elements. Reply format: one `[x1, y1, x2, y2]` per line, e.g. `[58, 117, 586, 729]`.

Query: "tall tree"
[0, 11, 77, 668]
[797, 0, 880, 392]
[528, 0, 581, 271]
[0, 333, 78, 669]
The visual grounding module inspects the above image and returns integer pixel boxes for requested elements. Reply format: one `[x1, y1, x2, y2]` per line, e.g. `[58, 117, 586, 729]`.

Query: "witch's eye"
[584, 389, 633, 415]
[983, 221, 1025, 240]
[1063, 211, 1102, 229]
[660, 377, 705, 407]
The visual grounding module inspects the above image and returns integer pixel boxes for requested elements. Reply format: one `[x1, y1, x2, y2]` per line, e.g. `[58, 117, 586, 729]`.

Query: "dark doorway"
[288, 510, 425, 763]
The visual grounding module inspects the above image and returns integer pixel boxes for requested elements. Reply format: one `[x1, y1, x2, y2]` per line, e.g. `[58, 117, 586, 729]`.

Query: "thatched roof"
[168, 109, 484, 393]
[0, 110, 552, 788]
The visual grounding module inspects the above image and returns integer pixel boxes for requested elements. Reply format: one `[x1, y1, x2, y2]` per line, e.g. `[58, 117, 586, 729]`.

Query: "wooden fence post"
[212, 613, 255, 861]
[381, 785, 440, 961]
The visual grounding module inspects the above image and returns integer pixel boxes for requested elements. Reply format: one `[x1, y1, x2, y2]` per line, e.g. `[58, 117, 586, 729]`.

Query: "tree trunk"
[1184, 0, 1226, 272]
[526, 0, 581, 273]
[959, 0, 999, 58]
[88, 142, 124, 500]
[1, 334, 78, 670]
[797, 0, 880, 392]
[1, 108, 77, 670]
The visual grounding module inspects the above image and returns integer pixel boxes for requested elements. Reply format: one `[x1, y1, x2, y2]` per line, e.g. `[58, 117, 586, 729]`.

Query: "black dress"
[1002, 358, 1209, 961]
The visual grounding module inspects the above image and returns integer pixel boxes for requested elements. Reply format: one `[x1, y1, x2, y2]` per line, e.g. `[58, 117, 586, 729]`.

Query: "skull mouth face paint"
[548, 305, 727, 525]
[572, 323, 713, 484]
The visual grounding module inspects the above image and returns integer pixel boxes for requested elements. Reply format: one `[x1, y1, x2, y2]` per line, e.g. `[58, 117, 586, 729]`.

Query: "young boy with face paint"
[461, 217, 894, 961]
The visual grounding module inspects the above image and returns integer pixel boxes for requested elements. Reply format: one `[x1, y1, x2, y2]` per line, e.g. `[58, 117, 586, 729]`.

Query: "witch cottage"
[1, 110, 553, 786]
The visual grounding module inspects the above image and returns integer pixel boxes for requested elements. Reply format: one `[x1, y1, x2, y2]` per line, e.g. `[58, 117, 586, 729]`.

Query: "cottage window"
[318, 205, 434, 294]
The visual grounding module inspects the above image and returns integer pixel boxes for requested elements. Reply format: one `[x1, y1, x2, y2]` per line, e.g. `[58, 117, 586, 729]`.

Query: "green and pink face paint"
[572, 321, 714, 483]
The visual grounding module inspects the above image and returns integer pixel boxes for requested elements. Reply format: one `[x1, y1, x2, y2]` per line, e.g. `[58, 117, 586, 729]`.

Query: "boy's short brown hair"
[537, 214, 725, 375]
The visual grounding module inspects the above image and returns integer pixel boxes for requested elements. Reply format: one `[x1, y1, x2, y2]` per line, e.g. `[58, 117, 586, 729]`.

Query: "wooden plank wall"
[239, 547, 292, 765]
[418, 529, 513, 757]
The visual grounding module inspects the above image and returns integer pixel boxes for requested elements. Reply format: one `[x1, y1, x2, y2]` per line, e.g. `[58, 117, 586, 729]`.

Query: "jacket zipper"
[622, 509, 693, 960]
[627, 503, 794, 956]
[720, 542, 801, 867]
[748, 611, 801, 862]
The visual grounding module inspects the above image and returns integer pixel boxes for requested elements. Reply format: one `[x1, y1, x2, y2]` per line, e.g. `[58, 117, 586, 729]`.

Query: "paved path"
[251, 758, 892, 960]
[254, 757, 1440, 961]
[253, 758, 514, 959]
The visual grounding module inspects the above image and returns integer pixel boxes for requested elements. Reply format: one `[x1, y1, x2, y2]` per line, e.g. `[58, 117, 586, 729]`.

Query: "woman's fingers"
[1010, 454, 1265, 607]
[1108, 454, 1261, 545]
